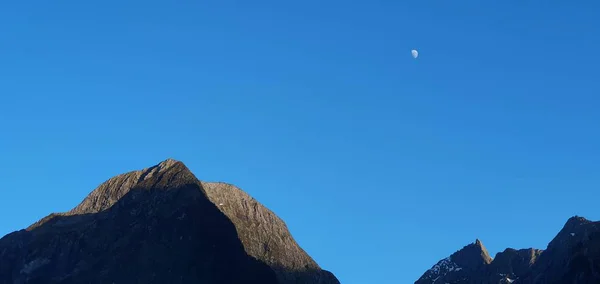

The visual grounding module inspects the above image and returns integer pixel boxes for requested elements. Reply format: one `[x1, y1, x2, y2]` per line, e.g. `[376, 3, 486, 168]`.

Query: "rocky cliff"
[416, 216, 600, 284]
[0, 159, 339, 284]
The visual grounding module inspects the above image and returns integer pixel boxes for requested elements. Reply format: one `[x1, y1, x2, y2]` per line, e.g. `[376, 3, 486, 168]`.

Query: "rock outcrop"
[0, 159, 339, 284]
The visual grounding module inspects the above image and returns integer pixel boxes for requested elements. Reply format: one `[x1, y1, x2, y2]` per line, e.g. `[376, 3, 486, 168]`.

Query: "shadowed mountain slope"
[0, 159, 339, 284]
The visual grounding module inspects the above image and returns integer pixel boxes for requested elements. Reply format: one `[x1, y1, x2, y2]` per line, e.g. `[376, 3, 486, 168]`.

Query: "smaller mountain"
[415, 239, 492, 284]
[415, 216, 600, 284]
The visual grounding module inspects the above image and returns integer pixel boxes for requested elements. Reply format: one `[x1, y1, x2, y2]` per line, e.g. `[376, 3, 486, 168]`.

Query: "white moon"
[411, 49, 418, 59]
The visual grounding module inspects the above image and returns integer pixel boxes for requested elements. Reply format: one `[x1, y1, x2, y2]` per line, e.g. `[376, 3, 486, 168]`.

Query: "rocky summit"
[0, 159, 339, 284]
[415, 216, 600, 284]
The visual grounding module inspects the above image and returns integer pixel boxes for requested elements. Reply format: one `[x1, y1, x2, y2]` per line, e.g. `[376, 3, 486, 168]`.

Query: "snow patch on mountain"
[422, 256, 462, 282]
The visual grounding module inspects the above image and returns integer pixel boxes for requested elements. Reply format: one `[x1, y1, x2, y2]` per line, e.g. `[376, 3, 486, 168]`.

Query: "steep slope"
[202, 182, 338, 284]
[0, 159, 338, 284]
[519, 216, 600, 284]
[416, 216, 600, 284]
[557, 229, 600, 283]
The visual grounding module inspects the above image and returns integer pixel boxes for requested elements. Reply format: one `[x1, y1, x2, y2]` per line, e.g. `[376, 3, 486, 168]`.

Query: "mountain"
[0, 159, 339, 284]
[415, 216, 600, 284]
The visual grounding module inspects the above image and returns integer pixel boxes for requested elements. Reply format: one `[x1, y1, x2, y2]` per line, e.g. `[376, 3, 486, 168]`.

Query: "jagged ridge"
[416, 216, 600, 284]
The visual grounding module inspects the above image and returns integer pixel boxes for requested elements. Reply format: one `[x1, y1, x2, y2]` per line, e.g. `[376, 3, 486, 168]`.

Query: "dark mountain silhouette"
[416, 216, 600, 284]
[0, 159, 339, 284]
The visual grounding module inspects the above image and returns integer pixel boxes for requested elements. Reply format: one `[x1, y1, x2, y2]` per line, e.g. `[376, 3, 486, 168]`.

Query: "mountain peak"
[565, 215, 591, 228]
[53, 159, 198, 218]
[448, 239, 492, 270]
[157, 158, 181, 168]
[139, 158, 187, 180]
[541, 215, 595, 251]
[415, 240, 493, 284]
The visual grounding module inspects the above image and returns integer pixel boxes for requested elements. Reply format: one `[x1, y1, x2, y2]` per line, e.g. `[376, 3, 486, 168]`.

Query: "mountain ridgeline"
[416, 216, 600, 284]
[0, 159, 339, 284]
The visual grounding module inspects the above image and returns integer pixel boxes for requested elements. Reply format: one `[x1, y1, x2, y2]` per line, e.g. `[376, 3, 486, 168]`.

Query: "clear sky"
[1, 1, 599, 283]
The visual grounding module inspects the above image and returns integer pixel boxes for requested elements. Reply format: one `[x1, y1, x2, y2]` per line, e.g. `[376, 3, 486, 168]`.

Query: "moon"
[411, 49, 418, 59]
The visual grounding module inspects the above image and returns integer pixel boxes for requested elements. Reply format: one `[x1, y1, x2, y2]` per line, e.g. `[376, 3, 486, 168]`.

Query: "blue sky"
[1, 1, 599, 283]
